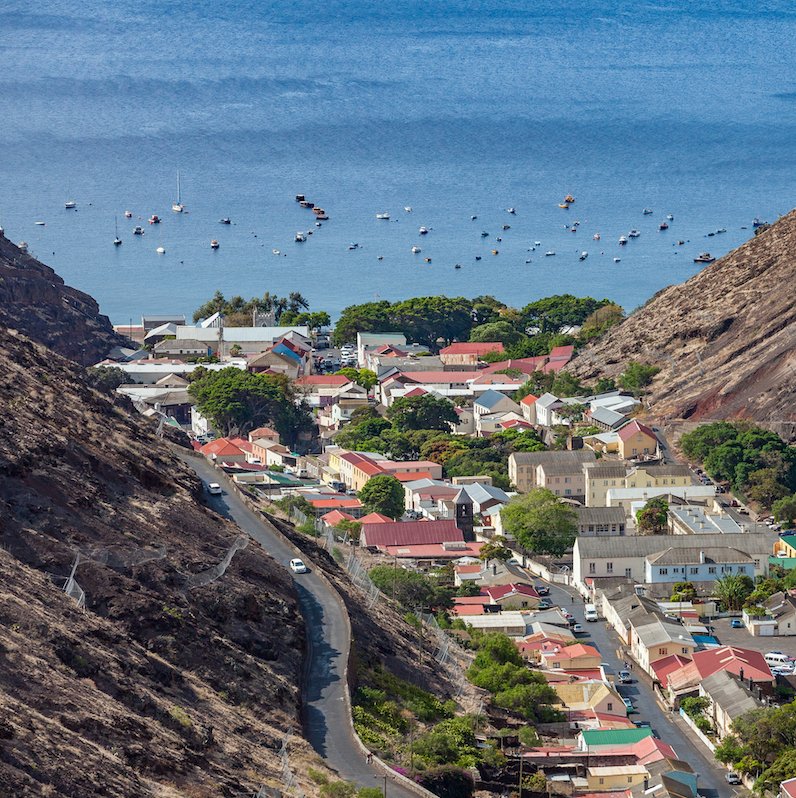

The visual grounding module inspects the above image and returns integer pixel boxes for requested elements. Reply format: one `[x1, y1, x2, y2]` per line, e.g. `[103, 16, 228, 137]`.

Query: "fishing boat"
[149, 214, 161, 224]
[455, 264, 461, 269]
[411, 246, 421, 254]
[619, 236, 628, 245]
[752, 217, 767, 228]
[564, 195, 575, 203]
[313, 208, 329, 220]
[295, 231, 307, 242]
[156, 246, 166, 254]
[694, 252, 715, 263]
[35, 221, 45, 226]
[172, 171, 185, 213]
[419, 226, 429, 235]
[471, 215, 477, 220]
[113, 216, 122, 247]
[64, 200, 76, 209]
[613, 257, 621, 262]
[423, 257, 432, 263]
[133, 226, 144, 235]
[628, 229, 640, 238]
[666, 214, 674, 221]
[295, 194, 305, 203]
[210, 239, 220, 249]
[507, 207, 516, 214]
[219, 217, 231, 224]
[124, 210, 133, 218]
[404, 206, 412, 213]
[17, 241, 28, 253]
[299, 200, 314, 208]
[659, 221, 669, 230]
[579, 251, 588, 260]
[545, 250, 555, 256]
[642, 208, 653, 215]
[349, 243, 360, 250]
[593, 233, 601, 240]
[376, 212, 390, 220]
[558, 203, 570, 209]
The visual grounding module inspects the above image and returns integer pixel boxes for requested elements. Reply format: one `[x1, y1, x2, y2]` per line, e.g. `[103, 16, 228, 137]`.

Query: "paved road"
[182, 454, 417, 797]
[538, 577, 733, 798]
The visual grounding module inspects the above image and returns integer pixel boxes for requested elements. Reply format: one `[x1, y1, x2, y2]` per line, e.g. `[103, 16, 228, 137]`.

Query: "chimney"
[700, 551, 706, 564]
[739, 667, 744, 682]
[757, 686, 763, 701]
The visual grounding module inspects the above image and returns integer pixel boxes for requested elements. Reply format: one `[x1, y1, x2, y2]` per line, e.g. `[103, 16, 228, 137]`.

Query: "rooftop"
[580, 728, 653, 746]
[576, 531, 777, 559]
[618, 419, 657, 442]
[362, 519, 463, 548]
[440, 342, 505, 355]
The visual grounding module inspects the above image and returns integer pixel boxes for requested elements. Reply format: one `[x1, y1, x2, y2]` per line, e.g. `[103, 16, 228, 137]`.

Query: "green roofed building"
[578, 727, 653, 750]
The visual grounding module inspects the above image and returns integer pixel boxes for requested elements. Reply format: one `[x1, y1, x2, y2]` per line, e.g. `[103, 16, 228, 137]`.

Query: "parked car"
[621, 697, 637, 714]
[634, 720, 651, 729]
[725, 773, 742, 785]
[618, 670, 633, 683]
[538, 599, 552, 609]
[572, 623, 584, 633]
[289, 558, 309, 574]
[731, 618, 744, 628]
[206, 482, 222, 495]
[535, 584, 549, 596]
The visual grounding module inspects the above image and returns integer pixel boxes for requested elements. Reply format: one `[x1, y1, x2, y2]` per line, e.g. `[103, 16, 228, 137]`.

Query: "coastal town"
[88, 303, 796, 798]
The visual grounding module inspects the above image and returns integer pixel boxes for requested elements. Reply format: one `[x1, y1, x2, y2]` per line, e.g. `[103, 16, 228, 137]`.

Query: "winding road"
[183, 454, 418, 797]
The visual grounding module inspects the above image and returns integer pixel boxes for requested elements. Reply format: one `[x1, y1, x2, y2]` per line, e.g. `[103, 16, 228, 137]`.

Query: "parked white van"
[765, 651, 792, 668]
[584, 603, 599, 622]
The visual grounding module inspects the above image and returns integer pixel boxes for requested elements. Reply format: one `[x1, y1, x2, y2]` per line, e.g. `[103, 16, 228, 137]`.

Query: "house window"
[690, 567, 699, 575]
[565, 489, 572, 496]
[607, 562, 613, 574]
[708, 566, 716, 574]
[599, 778, 605, 786]
[659, 568, 668, 575]
[565, 477, 571, 484]
[588, 524, 595, 532]
[625, 568, 632, 578]
[589, 562, 596, 574]
[607, 702, 613, 711]
[659, 648, 667, 655]
[754, 559, 760, 568]
[682, 647, 689, 654]
[628, 777, 634, 784]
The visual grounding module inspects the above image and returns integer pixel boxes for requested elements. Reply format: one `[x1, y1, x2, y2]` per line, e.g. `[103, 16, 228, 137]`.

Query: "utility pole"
[518, 745, 524, 798]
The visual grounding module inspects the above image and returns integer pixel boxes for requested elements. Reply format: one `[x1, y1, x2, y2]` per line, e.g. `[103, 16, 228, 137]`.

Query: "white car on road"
[289, 558, 309, 574]
[207, 482, 222, 495]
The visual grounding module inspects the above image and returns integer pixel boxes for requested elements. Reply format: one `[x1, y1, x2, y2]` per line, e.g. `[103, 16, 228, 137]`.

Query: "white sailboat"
[113, 216, 122, 246]
[172, 170, 185, 213]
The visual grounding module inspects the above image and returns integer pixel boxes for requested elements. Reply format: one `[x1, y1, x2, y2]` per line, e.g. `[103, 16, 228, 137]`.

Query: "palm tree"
[273, 297, 288, 321]
[288, 291, 309, 313]
[713, 573, 753, 611]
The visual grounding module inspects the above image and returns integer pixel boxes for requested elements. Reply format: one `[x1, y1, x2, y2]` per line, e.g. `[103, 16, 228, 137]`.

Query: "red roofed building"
[483, 583, 542, 609]
[248, 426, 280, 444]
[383, 541, 484, 561]
[666, 645, 773, 698]
[520, 393, 539, 424]
[403, 387, 428, 398]
[200, 438, 247, 463]
[781, 779, 796, 798]
[650, 654, 692, 689]
[540, 643, 602, 670]
[295, 374, 353, 387]
[361, 518, 463, 549]
[548, 344, 575, 362]
[482, 356, 548, 375]
[320, 510, 356, 527]
[452, 604, 488, 617]
[306, 495, 363, 515]
[617, 419, 659, 460]
[440, 341, 505, 366]
[358, 512, 393, 524]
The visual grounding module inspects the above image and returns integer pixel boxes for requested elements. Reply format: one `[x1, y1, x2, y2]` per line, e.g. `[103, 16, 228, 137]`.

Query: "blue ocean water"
[1, 1, 795, 325]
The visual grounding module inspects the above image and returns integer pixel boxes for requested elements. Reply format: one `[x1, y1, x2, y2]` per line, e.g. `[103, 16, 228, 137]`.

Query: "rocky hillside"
[0, 231, 126, 364]
[0, 328, 312, 797]
[569, 211, 796, 432]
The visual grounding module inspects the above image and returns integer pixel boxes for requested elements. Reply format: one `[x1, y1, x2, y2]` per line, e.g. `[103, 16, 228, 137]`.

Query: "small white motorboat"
[534, 240, 542, 246]
[219, 217, 231, 225]
[667, 214, 674, 221]
[64, 200, 76, 209]
[156, 246, 166, 254]
[593, 233, 600, 240]
[35, 220, 45, 226]
[642, 208, 653, 215]
[545, 250, 555, 256]
[507, 207, 516, 214]
[628, 229, 640, 238]
[210, 239, 219, 249]
[133, 226, 144, 235]
[613, 257, 621, 263]
[418, 226, 429, 235]
[273, 249, 281, 255]
[411, 245, 421, 254]
[404, 206, 412, 213]
[376, 212, 390, 220]
[348, 242, 360, 250]
[579, 251, 588, 260]
[619, 236, 628, 245]
[124, 210, 133, 218]
[295, 231, 307, 242]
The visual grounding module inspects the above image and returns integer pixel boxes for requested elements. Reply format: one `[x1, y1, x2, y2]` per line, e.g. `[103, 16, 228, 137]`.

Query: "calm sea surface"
[2, 1, 795, 325]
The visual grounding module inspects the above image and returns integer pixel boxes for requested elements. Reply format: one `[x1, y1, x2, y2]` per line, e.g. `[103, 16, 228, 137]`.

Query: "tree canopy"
[519, 294, 614, 335]
[188, 366, 312, 443]
[193, 290, 317, 326]
[359, 474, 406, 519]
[386, 394, 459, 432]
[618, 361, 660, 396]
[636, 497, 669, 535]
[499, 489, 577, 557]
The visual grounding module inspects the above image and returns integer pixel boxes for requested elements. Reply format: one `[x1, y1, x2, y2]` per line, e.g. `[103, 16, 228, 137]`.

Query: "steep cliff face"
[0, 231, 126, 364]
[0, 328, 311, 797]
[569, 211, 796, 433]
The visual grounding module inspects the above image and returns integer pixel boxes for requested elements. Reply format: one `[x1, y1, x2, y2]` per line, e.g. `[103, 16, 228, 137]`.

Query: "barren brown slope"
[0, 328, 312, 797]
[0, 231, 126, 364]
[569, 210, 796, 432]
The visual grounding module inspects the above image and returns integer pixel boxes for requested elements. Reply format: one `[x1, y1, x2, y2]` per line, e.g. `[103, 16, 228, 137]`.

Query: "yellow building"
[625, 464, 693, 488]
[617, 420, 658, 460]
[586, 765, 649, 790]
[774, 535, 796, 559]
[552, 681, 627, 719]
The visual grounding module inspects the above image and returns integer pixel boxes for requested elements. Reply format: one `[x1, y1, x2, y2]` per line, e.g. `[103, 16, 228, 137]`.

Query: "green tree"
[713, 573, 755, 611]
[618, 361, 661, 396]
[670, 581, 697, 602]
[387, 394, 458, 432]
[552, 371, 587, 397]
[773, 494, 796, 525]
[188, 366, 313, 443]
[334, 518, 362, 544]
[368, 566, 452, 610]
[499, 489, 577, 557]
[468, 320, 523, 347]
[520, 294, 613, 335]
[296, 310, 332, 332]
[636, 497, 669, 535]
[86, 365, 128, 393]
[746, 468, 791, 507]
[359, 474, 406, 519]
[479, 536, 512, 567]
[332, 301, 393, 346]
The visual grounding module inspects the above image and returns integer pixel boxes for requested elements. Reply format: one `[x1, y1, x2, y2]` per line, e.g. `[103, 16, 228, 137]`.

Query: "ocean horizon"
[2, 0, 795, 325]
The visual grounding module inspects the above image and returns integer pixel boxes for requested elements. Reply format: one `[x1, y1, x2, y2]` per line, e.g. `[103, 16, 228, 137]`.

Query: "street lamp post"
[374, 774, 387, 797]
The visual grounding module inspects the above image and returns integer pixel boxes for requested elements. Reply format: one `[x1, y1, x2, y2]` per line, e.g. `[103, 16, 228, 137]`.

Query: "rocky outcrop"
[0, 328, 311, 796]
[0, 231, 127, 365]
[569, 211, 796, 434]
